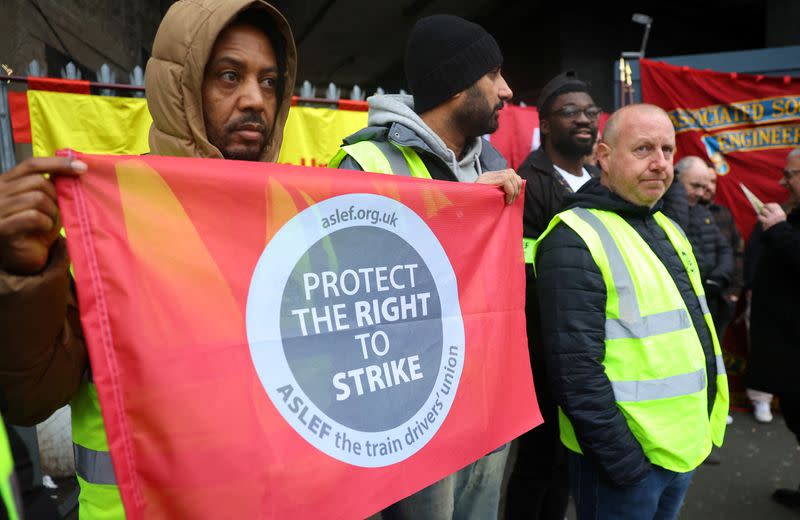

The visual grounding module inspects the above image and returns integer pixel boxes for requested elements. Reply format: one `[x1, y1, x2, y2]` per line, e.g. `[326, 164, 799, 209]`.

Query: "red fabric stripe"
[289, 96, 369, 112]
[336, 99, 368, 112]
[7, 92, 31, 143]
[28, 77, 91, 94]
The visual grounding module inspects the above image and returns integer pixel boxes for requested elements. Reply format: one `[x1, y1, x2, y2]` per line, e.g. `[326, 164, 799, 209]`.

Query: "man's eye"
[220, 71, 237, 82]
[559, 107, 579, 117]
[586, 107, 602, 118]
[261, 77, 276, 89]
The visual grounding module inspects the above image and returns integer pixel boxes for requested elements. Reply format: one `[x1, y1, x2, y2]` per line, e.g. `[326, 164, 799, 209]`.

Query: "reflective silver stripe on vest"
[716, 354, 726, 376]
[606, 309, 691, 340]
[612, 368, 706, 402]
[371, 140, 412, 177]
[571, 208, 691, 338]
[74, 444, 117, 485]
[697, 294, 710, 316]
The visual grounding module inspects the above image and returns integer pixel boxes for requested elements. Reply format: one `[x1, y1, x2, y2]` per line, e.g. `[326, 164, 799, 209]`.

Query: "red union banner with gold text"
[640, 58, 800, 238]
[54, 153, 540, 519]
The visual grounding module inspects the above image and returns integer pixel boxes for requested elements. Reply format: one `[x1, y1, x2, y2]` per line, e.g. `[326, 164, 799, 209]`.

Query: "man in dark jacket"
[746, 147, 800, 509]
[674, 156, 734, 331]
[517, 71, 601, 239]
[535, 104, 728, 519]
[505, 71, 600, 520]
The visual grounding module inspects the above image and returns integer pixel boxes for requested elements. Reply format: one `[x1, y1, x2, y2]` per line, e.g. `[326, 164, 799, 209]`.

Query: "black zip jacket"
[518, 147, 600, 240]
[515, 148, 600, 482]
[535, 179, 718, 486]
[686, 204, 734, 290]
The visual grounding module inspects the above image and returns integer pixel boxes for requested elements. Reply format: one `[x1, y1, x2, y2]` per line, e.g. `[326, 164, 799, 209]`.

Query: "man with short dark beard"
[332, 15, 521, 202]
[505, 71, 600, 520]
[330, 14, 522, 519]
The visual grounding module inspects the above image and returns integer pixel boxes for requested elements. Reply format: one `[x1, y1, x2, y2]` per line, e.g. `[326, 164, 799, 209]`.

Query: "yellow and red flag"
[55, 153, 540, 519]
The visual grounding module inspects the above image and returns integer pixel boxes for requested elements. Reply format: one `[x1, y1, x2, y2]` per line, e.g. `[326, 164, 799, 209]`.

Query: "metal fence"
[0, 59, 407, 170]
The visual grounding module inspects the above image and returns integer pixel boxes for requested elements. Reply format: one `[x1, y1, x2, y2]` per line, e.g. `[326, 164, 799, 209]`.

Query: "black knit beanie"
[536, 71, 590, 115]
[405, 15, 503, 114]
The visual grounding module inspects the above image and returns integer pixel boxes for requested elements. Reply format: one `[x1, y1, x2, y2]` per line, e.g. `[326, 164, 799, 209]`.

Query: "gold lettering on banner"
[710, 123, 800, 154]
[670, 95, 800, 133]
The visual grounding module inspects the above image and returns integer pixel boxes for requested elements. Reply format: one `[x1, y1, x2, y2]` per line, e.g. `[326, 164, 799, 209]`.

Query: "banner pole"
[0, 82, 17, 171]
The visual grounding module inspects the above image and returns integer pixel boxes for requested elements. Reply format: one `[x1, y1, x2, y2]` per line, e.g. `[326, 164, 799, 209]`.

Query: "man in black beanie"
[504, 71, 601, 520]
[330, 14, 522, 520]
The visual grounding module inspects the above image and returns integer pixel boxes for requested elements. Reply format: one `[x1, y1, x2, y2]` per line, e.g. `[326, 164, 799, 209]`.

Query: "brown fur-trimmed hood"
[145, 0, 296, 161]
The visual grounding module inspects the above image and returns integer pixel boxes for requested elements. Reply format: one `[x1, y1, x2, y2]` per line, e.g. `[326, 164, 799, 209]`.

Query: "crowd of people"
[0, 0, 797, 519]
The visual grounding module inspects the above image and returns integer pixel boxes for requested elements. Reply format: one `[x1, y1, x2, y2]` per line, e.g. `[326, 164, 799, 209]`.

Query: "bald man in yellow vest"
[533, 104, 728, 520]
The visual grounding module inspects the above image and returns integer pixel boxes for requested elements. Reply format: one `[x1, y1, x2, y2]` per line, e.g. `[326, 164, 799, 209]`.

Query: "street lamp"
[632, 13, 653, 58]
[619, 13, 653, 106]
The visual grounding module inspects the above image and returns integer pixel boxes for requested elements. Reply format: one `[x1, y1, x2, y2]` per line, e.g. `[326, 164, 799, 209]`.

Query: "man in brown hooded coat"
[0, 1, 296, 517]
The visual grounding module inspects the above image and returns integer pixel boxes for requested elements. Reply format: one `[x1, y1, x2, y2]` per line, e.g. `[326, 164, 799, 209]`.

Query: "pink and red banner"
[640, 58, 800, 239]
[55, 153, 540, 519]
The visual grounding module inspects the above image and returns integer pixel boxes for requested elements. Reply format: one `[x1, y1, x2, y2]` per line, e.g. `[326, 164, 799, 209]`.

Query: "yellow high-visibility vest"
[0, 416, 22, 520]
[533, 207, 729, 472]
[329, 139, 432, 179]
[72, 379, 125, 519]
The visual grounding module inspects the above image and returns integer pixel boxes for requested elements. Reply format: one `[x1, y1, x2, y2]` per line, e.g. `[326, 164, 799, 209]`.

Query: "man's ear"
[597, 142, 612, 171]
[540, 118, 550, 138]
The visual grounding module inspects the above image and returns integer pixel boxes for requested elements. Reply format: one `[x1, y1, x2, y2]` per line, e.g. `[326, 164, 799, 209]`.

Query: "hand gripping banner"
[640, 58, 800, 239]
[55, 154, 541, 519]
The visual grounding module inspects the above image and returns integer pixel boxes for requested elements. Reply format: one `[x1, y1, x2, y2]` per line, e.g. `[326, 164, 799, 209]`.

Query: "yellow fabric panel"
[28, 91, 152, 157]
[27, 91, 367, 167]
[278, 106, 368, 166]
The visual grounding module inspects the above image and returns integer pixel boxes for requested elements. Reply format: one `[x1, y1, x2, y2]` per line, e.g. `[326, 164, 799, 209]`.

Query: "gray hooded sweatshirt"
[366, 94, 486, 183]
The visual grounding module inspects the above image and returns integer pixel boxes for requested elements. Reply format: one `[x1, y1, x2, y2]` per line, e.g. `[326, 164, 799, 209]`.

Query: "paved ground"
[381, 408, 797, 520]
[562, 409, 800, 519]
[48, 411, 800, 519]
[680, 409, 800, 519]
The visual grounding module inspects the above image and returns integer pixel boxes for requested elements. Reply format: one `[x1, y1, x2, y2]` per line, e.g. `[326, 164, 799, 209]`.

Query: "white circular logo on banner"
[247, 193, 464, 467]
